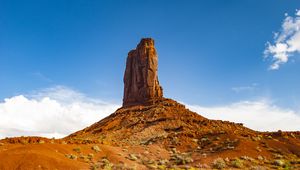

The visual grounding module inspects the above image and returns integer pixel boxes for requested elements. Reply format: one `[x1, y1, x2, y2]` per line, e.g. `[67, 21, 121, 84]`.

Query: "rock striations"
[123, 38, 163, 107]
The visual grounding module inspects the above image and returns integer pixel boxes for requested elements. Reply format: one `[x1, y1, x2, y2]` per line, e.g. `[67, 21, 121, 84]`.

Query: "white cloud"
[187, 99, 300, 131]
[0, 86, 120, 139]
[297, 10, 300, 16]
[265, 9, 300, 70]
[1, 86, 299, 139]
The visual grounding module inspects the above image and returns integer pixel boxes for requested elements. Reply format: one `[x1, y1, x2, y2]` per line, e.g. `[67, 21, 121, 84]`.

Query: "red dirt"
[1, 98, 300, 169]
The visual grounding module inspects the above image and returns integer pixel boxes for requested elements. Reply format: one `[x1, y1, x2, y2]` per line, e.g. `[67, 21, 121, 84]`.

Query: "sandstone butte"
[0, 38, 300, 170]
[123, 38, 163, 107]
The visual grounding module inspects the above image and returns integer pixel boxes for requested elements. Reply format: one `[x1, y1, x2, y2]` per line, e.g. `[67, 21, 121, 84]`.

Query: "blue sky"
[0, 1, 300, 137]
[1, 0, 300, 107]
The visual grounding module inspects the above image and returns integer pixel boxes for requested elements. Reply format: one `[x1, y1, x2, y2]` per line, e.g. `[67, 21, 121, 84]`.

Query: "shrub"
[92, 145, 101, 152]
[127, 154, 138, 161]
[73, 147, 81, 153]
[274, 159, 285, 167]
[65, 154, 77, 160]
[231, 158, 243, 168]
[213, 158, 226, 169]
[87, 153, 94, 160]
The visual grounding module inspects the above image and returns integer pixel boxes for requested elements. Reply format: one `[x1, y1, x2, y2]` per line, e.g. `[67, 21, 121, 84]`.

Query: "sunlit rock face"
[123, 38, 163, 107]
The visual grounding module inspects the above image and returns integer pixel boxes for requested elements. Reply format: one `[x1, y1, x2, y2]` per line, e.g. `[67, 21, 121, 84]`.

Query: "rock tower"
[123, 38, 163, 107]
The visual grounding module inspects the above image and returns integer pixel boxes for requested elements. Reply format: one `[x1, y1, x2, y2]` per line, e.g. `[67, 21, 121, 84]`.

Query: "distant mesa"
[123, 38, 163, 107]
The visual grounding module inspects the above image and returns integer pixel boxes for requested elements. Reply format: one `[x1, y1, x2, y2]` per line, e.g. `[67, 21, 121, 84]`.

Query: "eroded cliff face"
[123, 38, 163, 107]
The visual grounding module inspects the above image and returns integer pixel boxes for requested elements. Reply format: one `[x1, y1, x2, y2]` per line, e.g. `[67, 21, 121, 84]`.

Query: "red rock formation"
[123, 38, 163, 107]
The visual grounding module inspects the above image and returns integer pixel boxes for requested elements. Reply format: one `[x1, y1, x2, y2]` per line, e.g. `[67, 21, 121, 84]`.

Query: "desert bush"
[100, 158, 113, 169]
[213, 158, 226, 169]
[88, 153, 94, 160]
[92, 145, 101, 152]
[231, 158, 243, 168]
[274, 159, 285, 167]
[127, 154, 138, 161]
[73, 147, 81, 153]
[65, 154, 77, 160]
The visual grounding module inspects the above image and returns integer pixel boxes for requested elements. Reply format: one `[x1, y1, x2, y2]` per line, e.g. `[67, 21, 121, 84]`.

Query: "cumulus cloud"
[264, 9, 300, 70]
[1, 86, 300, 139]
[187, 100, 300, 131]
[0, 86, 120, 139]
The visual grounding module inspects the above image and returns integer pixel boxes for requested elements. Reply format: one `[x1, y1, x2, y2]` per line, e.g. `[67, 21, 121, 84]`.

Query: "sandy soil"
[1, 99, 300, 169]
